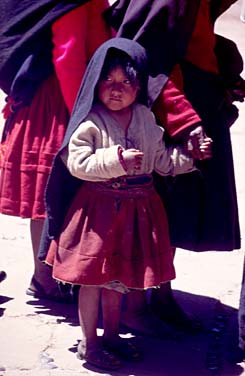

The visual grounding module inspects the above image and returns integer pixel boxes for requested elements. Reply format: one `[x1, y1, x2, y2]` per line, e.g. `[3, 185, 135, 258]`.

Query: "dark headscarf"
[104, 0, 238, 105]
[44, 37, 149, 240]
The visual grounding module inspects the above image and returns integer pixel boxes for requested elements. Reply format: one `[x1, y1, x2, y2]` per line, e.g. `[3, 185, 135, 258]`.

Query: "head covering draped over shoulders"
[45, 37, 149, 238]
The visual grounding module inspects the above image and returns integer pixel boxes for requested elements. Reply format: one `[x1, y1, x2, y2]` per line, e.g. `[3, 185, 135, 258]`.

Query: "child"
[44, 38, 212, 370]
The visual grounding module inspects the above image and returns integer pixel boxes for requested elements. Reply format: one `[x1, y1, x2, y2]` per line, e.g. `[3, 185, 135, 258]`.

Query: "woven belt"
[107, 174, 152, 189]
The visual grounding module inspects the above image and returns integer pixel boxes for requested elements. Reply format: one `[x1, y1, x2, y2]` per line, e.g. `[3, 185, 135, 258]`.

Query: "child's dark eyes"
[104, 76, 132, 85]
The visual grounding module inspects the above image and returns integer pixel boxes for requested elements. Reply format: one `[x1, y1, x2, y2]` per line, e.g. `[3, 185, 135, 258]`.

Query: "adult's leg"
[27, 219, 66, 299]
[150, 281, 196, 328]
[121, 289, 180, 338]
[150, 248, 201, 330]
[121, 249, 199, 334]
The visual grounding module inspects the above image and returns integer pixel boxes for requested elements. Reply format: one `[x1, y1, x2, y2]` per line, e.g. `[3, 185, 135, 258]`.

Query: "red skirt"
[0, 75, 69, 219]
[46, 177, 176, 290]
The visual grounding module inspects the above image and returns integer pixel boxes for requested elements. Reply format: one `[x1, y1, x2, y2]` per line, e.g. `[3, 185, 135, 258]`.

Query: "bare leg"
[28, 219, 58, 292]
[27, 219, 74, 302]
[102, 288, 122, 342]
[78, 286, 101, 353]
[102, 288, 142, 361]
[77, 286, 121, 370]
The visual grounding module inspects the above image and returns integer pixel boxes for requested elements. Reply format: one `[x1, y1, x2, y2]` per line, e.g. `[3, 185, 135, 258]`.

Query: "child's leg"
[78, 286, 122, 370]
[78, 285, 101, 353]
[102, 288, 143, 361]
[102, 288, 122, 342]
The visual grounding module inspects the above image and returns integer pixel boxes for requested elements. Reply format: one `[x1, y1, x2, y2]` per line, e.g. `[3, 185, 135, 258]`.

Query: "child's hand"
[122, 149, 144, 171]
[199, 137, 213, 160]
[186, 126, 212, 160]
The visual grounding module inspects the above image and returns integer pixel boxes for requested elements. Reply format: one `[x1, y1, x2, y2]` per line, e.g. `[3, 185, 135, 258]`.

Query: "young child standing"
[44, 38, 212, 371]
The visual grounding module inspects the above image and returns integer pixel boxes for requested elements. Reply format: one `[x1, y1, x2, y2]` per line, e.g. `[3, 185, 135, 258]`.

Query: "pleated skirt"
[46, 178, 176, 290]
[0, 74, 69, 219]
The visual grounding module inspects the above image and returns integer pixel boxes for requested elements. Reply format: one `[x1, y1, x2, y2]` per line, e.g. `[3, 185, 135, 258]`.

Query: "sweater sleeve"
[66, 120, 126, 181]
[52, 1, 111, 113]
[151, 126, 195, 177]
[152, 64, 201, 137]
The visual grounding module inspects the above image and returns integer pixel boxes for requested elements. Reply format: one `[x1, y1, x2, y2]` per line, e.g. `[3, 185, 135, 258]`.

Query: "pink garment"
[152, 65, 201, 137]
[52, 0, 111, 113]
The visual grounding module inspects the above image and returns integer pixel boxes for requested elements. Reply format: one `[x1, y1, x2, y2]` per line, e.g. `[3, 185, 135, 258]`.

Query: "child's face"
[97, 65, 139, 112]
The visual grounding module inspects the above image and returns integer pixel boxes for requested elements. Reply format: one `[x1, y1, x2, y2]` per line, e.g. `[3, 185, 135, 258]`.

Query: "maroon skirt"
[46, 176, 176, 290]
[0, 75, 69, 219]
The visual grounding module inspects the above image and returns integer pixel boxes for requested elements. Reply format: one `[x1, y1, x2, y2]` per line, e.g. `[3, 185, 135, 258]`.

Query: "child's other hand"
[199, 137, 213, 160]
[122, 149, 144, 171]
[186, 126, 212, 160]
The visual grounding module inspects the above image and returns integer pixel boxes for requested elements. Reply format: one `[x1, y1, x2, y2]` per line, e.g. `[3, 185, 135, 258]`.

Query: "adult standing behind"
[104, 0, 245, 334]
[0, 0, 112, 302]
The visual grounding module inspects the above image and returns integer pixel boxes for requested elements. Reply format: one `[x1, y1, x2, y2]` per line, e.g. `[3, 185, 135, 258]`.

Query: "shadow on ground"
[0, 295, 13, 317]
[23, 289, 244, 376]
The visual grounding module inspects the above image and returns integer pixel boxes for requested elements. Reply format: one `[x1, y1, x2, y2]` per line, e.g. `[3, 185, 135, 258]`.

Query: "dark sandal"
[102, 337, 143, 361]
[77, 342, 122, 370]
[26, 277, 76, 304]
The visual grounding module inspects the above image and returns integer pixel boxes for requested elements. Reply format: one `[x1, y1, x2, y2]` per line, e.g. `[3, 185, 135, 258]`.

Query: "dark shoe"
[0, 271, 7, 283]
[77, 341, 122, 370]
[26, 277, 77, 304]
[102, 337, 143, 361]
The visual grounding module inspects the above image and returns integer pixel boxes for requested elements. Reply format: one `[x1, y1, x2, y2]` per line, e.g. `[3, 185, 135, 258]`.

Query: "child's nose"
[111, 82, 123, 93]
